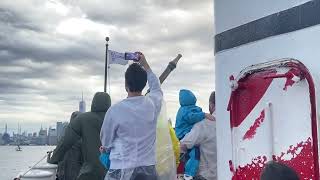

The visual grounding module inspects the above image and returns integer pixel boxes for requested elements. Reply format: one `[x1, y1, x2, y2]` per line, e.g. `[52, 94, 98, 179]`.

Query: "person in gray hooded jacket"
[180, 91, 217, 180]
[48, 92, 111, 180]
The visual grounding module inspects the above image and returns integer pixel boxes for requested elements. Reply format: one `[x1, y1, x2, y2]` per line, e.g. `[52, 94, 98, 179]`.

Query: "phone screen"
[125, 52, 140, 61]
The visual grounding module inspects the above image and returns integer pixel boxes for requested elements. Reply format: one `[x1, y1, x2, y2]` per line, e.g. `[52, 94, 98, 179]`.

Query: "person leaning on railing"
[48, 92, 111, 180]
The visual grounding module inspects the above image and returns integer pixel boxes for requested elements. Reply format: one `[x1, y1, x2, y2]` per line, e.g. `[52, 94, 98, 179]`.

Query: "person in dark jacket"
[54, 111, 82, 180]
[48, 92, 111, 180]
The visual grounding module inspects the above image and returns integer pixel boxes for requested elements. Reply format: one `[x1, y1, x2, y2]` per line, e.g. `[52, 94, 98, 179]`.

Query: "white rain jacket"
[180, 118, 217, 180]
[100, 69, 163, 170]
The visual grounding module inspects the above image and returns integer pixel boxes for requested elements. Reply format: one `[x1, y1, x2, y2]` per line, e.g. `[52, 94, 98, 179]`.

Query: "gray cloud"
[0, 0, 214, 133]
[0, 8, 42, 32]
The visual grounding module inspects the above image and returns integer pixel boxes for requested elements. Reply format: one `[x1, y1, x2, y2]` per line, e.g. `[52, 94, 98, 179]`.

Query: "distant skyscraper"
[61, 122, 69, 138]
[0, 133, 3, 145]
[2, 124, 10, 145]
[56, 122, 63, 141]
[48, 127, 57, 145]
[38, 127, 48, 145]
[79, 92, 86, 113]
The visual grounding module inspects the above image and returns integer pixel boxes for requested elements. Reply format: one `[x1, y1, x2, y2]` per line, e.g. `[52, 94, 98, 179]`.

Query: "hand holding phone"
[136, 52, 151, 71]
[124, 52, 140, 61]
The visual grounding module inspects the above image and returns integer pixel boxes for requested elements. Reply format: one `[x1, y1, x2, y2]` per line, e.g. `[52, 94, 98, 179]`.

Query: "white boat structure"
[215, 0, 320, 179]
[15, 154, 57, 180]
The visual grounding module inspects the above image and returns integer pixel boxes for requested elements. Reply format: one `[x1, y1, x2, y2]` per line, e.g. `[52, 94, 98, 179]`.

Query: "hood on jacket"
[70, 111, 81, 120]
[179, 89, 197, 106]
[91, 92, 111, 112]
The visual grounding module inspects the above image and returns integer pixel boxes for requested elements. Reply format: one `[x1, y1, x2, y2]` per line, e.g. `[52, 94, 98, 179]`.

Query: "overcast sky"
[0, 0, 214, 134]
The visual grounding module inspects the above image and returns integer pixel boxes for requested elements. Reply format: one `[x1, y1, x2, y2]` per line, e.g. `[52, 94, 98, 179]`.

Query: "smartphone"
[124, 52, 140, 61]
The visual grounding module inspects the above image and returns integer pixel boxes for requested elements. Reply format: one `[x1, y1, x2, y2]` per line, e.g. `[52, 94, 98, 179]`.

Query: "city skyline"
[1, 121, 66, 145]
[1, 92, 87, 135]
[0, 123, 62, 135]
[0, 92, 88, 135]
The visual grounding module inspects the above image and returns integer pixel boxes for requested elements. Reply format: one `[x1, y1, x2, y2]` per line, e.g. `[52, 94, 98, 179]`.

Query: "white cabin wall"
[214, 0, 310, 34]
[215, 24, 320, 179]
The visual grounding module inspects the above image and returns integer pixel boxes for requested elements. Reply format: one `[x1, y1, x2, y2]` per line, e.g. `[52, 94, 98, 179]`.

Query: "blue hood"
[179, 89, 197, 106]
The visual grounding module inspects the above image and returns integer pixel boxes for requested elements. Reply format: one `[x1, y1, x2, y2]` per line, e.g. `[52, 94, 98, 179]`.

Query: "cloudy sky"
[0, 0, 215, 134]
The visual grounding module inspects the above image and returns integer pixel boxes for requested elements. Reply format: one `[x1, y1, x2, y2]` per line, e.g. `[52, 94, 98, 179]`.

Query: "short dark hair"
[125, 63, 147, 92]
[260, 161, 299, 180]
[209, 91, 215, 105]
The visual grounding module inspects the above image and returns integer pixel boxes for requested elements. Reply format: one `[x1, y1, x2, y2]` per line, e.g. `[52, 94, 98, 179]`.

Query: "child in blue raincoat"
[175, 89, 214, 180]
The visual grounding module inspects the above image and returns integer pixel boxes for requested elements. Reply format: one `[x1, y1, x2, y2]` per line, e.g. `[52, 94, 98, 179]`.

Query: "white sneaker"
[183, 174, 193, 180]
[177, 174, 185, 180]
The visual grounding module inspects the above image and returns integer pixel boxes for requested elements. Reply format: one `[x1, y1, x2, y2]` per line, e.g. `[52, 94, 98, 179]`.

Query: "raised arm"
[185, 111, 205, 124]
[180, 123, 204, 151]
[185, 111, 215, 124]
[138, 53, 163, 116]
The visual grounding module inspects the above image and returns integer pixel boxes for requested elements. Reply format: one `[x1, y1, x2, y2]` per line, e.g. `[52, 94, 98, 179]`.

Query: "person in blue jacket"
[175, 89, 214, 180]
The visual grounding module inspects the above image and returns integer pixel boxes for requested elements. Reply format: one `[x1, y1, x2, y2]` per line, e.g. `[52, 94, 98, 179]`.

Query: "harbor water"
[0, 146, 55, 180]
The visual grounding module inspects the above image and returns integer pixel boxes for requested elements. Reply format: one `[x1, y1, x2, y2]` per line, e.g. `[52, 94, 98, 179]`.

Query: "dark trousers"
[194, 175, 207, 180]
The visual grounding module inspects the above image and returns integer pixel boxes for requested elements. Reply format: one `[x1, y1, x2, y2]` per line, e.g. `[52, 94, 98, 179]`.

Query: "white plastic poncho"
[156, 101, 177, 180]
[104, 101, 177, 180]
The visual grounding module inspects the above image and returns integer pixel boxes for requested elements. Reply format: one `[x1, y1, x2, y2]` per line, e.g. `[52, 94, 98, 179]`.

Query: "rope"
[19, 153, 48, 178]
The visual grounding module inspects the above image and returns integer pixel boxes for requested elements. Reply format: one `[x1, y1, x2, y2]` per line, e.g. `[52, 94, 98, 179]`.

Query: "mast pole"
[104, 37, 109, 92]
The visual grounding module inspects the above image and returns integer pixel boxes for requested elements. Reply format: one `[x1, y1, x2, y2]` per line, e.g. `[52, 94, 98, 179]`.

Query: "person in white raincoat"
[180, 91, 217, 180]
[100, 52, 163, 180]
